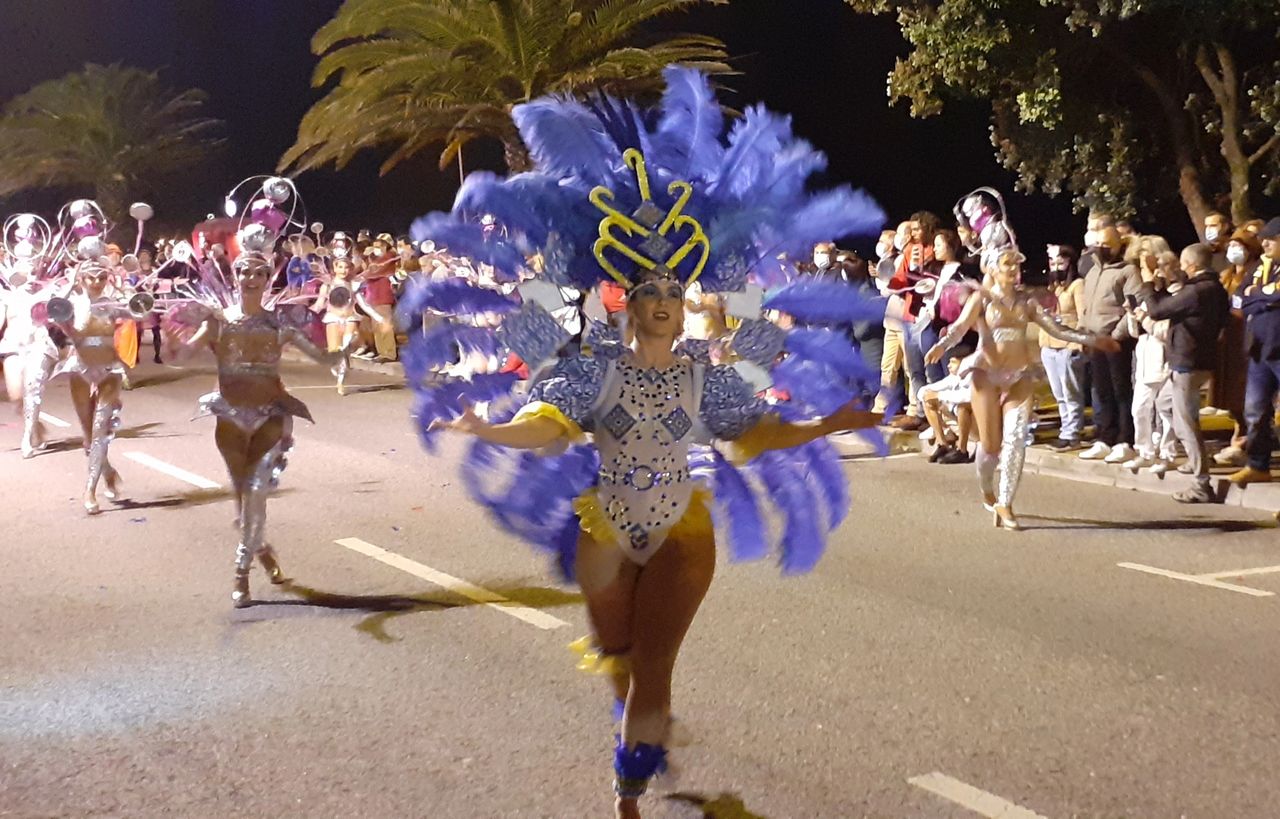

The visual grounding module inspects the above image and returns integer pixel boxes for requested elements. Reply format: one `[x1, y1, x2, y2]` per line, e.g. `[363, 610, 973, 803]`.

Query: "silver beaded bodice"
[593, 358, 698, 560]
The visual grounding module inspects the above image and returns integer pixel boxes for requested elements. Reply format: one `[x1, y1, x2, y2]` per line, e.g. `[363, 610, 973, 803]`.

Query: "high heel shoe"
[258, 547, 286, 585]
[993, 505, 1022, 531]
[84, 496, 101, 516]
[232, 569, 251, 608]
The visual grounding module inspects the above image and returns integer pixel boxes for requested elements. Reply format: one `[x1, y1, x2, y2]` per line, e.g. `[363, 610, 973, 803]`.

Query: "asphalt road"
[3, 355, 1280, 818]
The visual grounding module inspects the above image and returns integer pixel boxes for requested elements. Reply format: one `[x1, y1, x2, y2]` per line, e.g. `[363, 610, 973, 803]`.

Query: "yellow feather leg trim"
[574, 488, 715, 544]
[669, 487, 714, 540]
[513, 401, 586, 443]
[568, 635, 630, 676]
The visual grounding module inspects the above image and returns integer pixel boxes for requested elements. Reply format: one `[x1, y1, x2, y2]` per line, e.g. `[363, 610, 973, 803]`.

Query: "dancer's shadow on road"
[246, 581, 459, 642]
[1019, 514, 1271, 533]
[131, 370, 195, 388]
[240, 581, 582, 642]
[665, 791, 770, 818]
[108, 487, 293, 513]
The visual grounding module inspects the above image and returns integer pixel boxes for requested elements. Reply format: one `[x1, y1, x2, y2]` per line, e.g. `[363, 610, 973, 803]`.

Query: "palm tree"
[280, 0, 731, 175]
[0, 64, 224, 222]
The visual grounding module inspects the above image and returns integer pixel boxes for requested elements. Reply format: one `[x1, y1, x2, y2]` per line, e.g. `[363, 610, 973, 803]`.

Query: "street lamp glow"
[223, 198, 238, 218]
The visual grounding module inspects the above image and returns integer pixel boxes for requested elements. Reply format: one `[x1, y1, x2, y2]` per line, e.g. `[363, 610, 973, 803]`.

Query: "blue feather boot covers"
[613, 737, 668, 800]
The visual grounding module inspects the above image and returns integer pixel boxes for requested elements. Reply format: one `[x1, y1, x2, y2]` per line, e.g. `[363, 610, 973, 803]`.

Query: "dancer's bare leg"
[957, 403, 975, 450]
[576, 532, 640, 704]
[3, 355, 22, 402]
[215, 418, 252, 524]
[70, 375, 93, 451]
[614, 530, 715, 819]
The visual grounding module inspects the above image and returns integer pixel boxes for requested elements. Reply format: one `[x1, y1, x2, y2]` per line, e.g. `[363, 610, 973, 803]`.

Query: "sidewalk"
[280, 348, 406, 379]
[831, 428, 1280, 515]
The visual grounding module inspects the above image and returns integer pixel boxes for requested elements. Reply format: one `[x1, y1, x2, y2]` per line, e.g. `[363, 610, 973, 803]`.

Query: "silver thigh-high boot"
[83, 398, 121, 515]
[20, 352, 54, 458]
[995, 401, 1031, 530]
[232, 436, 293, 607]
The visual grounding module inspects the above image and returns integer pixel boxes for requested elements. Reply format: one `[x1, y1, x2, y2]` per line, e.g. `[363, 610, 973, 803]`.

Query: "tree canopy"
[280, 0, 732, 176]
[844, 0, 1280, 233]
[0, 63, 224, 222]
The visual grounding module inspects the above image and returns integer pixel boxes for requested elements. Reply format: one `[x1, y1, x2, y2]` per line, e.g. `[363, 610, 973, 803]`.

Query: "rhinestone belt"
[598, 465, 689, 491]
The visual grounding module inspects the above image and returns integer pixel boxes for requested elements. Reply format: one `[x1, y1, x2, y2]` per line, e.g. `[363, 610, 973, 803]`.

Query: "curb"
[280, 348, 405, 379]
[831, 429, 1280, 515]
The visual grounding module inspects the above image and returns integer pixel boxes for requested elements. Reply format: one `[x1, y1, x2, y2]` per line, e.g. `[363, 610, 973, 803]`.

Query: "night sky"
[0, 0, 1093, 264]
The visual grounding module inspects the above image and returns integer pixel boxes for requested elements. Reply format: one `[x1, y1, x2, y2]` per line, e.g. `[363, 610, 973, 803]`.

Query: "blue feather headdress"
[410, 66, 884, 294]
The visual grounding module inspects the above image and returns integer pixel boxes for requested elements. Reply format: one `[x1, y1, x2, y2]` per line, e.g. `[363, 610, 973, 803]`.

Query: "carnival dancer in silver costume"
[410, 67, 886, 818]
[50, 257, 136, 515]
[0, 213, 60, 458]
[171, 178, 347, 607]
[926, 248, 1120, 529]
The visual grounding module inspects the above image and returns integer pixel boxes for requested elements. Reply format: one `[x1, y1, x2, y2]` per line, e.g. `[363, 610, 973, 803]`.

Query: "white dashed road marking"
[122, 451, 221, 490]
[909, 772, 1049, 818]
[334, 537, 569, 630]
[1117, 562, 1275, 598]
[39, 412, 72, 428]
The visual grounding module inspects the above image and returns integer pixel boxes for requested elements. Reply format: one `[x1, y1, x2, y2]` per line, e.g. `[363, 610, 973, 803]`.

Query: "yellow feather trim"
[568, 635, 630, 676]
[573, 487, 714, 547]
[513, 400, 586, 443]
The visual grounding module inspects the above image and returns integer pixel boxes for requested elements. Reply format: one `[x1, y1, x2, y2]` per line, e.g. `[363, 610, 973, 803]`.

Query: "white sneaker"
[1213, 446, 1246, 467]
[1104, 443, 1136, 464]
[1147, 460, 1169, 476]
[1122, 456, 1154, 471]
[1079, 441, 1111, 460]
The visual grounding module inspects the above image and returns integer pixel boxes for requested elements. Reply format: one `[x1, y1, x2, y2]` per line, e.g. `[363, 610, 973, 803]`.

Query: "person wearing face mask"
[873, 228, 897, 294]
[1040, 244, 1087, 450]
[1133, 244, 1229, 502]
[1231, 217, 1280, 485]
[880, 212, 938, 431]
[1203, 212, 1233, 272]
[1210, 229, 1261, 466]
[872, 221, 922, 423]
[1078, 212, 1115, 282]
[1077, 226, 1144, 463]
[1123, 250, 1180, 474]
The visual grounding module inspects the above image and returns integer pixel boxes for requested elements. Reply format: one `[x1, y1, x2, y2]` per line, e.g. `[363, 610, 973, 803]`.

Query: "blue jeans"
[1244, 358, 1280, 470]
[1041, 347, 1085, 441]
[904, 321, 929, 411]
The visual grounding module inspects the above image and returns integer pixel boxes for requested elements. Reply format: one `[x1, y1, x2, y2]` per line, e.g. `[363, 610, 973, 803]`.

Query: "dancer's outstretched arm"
[733, 404, 880, 455]
[283, 326, 349, 367]
[436, 405, 566, 449]
[924, 290, 983, 364]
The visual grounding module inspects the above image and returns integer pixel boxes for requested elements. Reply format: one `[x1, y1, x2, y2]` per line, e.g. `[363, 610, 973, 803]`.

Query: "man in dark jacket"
[1138, 243, 1229, 502]
[1232, 217, 1280, 484]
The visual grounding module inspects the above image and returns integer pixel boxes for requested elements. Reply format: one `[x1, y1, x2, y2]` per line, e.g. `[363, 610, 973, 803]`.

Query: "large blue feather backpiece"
[401, 66, 886, 578]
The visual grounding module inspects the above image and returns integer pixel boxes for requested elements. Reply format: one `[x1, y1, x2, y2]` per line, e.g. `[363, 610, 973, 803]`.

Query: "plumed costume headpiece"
[954, 186, 1018, 274]
[409, 67, 883, 294]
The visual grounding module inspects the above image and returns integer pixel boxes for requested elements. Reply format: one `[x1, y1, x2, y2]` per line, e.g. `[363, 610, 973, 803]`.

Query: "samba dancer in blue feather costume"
[401, 68, 885, 817]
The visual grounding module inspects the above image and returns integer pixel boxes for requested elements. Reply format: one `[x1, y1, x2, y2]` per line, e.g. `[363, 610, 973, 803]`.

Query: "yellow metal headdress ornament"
[589, 149, 710, 290]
